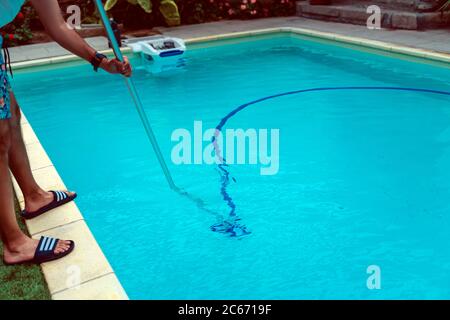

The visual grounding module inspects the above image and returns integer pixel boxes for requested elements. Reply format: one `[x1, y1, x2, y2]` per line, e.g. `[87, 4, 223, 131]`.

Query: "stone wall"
[297, 0, 450, 30]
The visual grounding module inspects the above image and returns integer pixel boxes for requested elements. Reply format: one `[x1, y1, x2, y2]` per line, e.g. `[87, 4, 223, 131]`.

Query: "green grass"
[0, 201, 51, 300]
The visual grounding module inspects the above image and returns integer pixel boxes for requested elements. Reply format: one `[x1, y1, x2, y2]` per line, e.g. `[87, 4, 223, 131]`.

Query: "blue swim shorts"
[0, 35, 12, 120]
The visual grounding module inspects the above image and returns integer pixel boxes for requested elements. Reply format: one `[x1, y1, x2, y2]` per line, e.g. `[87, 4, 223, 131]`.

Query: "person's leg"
[0, 119, 71, 264]
[7, 92, 74, 213]
[0, 120, 26, 246]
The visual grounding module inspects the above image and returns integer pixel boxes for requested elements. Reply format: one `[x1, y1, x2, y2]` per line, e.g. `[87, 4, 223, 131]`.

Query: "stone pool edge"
[188, 28, 450, 64]
[10, 27, 450, 300]
[10, 27, 450, 71]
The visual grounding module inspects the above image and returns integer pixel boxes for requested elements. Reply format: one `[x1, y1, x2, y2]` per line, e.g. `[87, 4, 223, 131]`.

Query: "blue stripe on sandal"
[33, 236, 75, 264]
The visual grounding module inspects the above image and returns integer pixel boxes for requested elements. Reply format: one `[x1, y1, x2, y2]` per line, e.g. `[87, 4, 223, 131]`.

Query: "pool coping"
[11, 27, 450, 71]
[11, 27, 449, 300]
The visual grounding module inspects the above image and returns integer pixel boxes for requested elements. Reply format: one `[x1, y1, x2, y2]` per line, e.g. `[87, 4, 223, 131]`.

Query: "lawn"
[0, 200, 50, 300]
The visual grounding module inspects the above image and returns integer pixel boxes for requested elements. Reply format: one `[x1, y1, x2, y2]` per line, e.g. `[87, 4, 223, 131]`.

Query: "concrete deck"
[8, 17, 450, 63]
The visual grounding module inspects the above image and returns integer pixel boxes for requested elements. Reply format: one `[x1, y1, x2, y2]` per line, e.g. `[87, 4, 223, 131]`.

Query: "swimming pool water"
[14, 34, 450, 299]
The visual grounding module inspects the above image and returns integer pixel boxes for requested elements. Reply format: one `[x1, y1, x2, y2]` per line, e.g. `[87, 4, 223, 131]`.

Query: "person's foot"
[24, 190, 75, 213]
[3, 236, 72, 265]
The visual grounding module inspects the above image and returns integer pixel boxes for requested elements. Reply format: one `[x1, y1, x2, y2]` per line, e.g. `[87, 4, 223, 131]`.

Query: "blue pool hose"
[214, 87, 450, 236]
[94, 0, 177, 190]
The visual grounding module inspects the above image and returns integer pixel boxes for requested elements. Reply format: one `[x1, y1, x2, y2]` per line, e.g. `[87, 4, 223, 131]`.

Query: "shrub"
[1, 0, 297, 46]
[105, 0, 180, 28]
[107, 0, 296, 28]
[176, 0, 296, 24]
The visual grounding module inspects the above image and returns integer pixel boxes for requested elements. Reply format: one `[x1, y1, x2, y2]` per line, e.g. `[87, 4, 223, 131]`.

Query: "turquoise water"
[13, 34, 450, 299]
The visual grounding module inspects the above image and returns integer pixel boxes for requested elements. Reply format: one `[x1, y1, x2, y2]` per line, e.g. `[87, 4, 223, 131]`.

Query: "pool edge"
[11, 27, 449, 300]
[10, 27, 450, 71]
[11, 114, 129, 300]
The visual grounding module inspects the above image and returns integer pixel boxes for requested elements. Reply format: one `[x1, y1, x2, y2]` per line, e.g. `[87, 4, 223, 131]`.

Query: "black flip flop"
[21, 191, 77, 220]
[3, 236, 75, 266]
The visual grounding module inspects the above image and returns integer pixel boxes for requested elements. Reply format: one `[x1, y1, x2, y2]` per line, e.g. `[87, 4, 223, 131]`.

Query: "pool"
[13, 33, 450, 299]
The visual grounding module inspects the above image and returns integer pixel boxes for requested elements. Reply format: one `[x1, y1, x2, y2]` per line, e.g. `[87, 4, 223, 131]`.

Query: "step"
[331, 0, 418, 11]
[296, 1, 450, 30]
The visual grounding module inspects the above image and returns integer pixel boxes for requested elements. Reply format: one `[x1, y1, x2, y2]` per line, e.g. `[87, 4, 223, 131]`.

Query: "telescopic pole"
[94, 0, 177, 190]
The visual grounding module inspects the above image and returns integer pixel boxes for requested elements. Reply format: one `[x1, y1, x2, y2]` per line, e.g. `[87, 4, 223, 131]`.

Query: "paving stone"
[25, 143, 53, 171]
[298, 3, 341, 17]
[52, 273, 128, 300]
[340, 7, 371, 24]
[26, 201, 84, 236]
[392, 12, 419, 30]
[10, 36, 110, 63]
[418, 11, 450, 29]
[20, 123, 40, 145]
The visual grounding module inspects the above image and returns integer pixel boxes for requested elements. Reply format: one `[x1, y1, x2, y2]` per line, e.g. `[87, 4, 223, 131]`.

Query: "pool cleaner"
[124, 36, 186, 74]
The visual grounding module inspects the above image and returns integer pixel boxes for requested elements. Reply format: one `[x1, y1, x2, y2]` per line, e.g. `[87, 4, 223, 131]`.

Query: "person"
[1, 0, 132, 265]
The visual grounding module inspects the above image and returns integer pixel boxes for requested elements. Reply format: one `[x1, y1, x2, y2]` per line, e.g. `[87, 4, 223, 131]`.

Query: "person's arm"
[30, 0, 131, 77]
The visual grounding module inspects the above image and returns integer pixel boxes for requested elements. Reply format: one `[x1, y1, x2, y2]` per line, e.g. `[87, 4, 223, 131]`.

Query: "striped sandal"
[21, 190, 77, 220]
[3, 236, 75, 266]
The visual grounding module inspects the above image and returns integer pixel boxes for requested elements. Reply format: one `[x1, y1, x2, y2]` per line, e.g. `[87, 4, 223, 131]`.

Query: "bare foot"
[24, 190, 75, 213]
[3, 236, 72, 265]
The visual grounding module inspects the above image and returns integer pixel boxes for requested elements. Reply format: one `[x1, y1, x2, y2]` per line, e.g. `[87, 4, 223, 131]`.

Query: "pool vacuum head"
[211, 220, 251, 238]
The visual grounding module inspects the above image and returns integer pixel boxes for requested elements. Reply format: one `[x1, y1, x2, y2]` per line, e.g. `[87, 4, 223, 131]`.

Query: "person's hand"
[100, 56, 132, 77]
